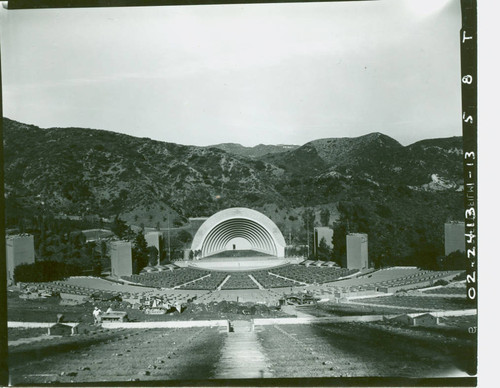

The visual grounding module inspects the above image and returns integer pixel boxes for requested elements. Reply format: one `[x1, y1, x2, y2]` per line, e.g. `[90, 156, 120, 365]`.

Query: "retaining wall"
[431, 309, 477, 317]
[9, 309, 475, 331]
[101, 319, 230, 330]
[253, 309, 477, 326]
[253, 315, 392, 326]
[8, 321, 79, 328]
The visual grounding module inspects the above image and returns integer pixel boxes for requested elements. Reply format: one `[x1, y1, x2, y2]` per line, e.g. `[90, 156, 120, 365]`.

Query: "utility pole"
[167, 213, 171, 262]
[306, 218, 309, 260]
[157, 234, 161, 267]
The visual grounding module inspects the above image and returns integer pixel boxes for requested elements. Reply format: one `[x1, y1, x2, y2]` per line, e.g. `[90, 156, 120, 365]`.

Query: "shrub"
[14, 260, 82, 283]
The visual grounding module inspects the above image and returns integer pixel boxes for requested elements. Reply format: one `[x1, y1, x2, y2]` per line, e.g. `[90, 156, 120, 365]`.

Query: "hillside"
[263, 133, 463, 187]
[2, 118, 286, 222]
[208, 143, 299, 159]
[2, 117, 464, 265]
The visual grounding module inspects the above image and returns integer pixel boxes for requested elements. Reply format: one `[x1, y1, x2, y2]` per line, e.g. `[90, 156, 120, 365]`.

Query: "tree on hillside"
[73, 231, 86, 247]
[301, 208, 315, 229]
[166, 233, 187, 261]
[173, 216, 185, 227]
[320, 208, 330, 227]
[147, 246, 159, 266]
[176, 230, 193, 245]
[301, 208, 315, 257]
[83, 241, 102, 276]
[15, 261, 82, 282]
[99, 240, 110, 272]
[332, 221, 347, 266]
[411, 241, 442, 270]
[337, 200, 370, 233]
[437, 250, 467, 270]
[132, 231, 149, 273]
[316, 237, 332, 261]
[110, 216, 129, 239]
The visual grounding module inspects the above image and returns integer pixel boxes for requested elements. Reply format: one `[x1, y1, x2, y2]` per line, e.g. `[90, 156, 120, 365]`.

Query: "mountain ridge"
[2, 116, 463, 223]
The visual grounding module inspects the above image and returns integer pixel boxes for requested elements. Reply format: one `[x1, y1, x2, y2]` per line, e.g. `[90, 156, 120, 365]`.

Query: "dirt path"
[215, 321, 272, 379]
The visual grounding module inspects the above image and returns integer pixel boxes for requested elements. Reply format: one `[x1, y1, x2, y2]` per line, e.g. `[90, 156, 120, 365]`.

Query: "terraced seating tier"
[124, 266, 362, 290]
[221, 273, 259, 290]
[122, 268, 209, 289]
[22, 282, 123, 298]
[270, 266, 357, 284]
[422, 287, 466, 295]
[179, 272, 228, 290]
[251, 270, 298, 288]
[330, 269, 463, 294]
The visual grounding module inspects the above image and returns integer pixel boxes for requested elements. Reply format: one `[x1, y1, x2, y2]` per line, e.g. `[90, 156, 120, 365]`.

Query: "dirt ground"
[7, 327, 48, 341]
[9, 327, 225, 384]
[7, 285, 477, 384]
[7, 290, 288, 324]
[8, 317, 476, 384]
[256, 321, 477, 378]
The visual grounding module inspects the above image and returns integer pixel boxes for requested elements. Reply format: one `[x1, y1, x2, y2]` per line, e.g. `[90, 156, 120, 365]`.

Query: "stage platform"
[176, 256, 303, 272]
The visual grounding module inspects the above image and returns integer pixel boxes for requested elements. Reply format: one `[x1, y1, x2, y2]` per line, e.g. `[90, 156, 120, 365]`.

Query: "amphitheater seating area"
[21, 266, 464, 297]
[371, 270, 460, 292]
[23, 281, 122, 299]
[179, 272, 227, 290]
[123, 268, 209, 289]
[221, 273, 259, 290]
[251, 270, 298, 288]
[124, 265, 366, 290]
[270, 266, 358, 284]
[330, 268, 463, 295]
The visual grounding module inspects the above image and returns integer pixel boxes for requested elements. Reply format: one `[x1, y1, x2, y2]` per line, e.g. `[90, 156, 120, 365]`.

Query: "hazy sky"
[1, 0, 462, 146]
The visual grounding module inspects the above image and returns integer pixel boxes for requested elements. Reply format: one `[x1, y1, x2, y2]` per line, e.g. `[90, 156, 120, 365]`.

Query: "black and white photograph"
[0, 0, 479, 385]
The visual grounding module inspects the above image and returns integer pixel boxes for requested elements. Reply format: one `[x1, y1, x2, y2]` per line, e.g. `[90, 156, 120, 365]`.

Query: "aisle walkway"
[214, 321, 273, 379]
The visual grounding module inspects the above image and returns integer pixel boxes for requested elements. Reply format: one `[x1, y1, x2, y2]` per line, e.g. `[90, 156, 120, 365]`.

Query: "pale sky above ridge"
[0, 0, 462, 147]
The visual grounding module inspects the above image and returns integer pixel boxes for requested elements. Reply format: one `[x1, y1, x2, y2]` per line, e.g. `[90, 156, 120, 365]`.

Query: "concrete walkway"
[217, 275, 231, 291]
[215, 321, 272, 379]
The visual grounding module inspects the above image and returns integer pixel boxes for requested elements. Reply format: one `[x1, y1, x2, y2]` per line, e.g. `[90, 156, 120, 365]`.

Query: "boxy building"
[109, 241, 133, 277]
[6, 234, 35, 284]
[444, 221, 465, 256]
[346, 233, 369, 270]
